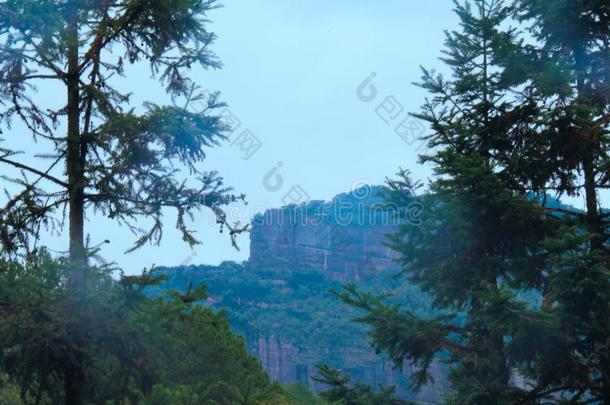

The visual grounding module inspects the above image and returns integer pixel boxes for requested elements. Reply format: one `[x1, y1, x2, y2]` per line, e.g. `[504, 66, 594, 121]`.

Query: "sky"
[6, 0, 595, 273]
[98, 0, 462, 272]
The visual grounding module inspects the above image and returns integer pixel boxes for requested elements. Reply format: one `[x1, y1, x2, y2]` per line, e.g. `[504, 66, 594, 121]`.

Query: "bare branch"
[0, 157, 68, 188]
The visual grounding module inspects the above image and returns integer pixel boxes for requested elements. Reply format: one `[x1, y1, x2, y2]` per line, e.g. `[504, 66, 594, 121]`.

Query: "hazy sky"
[86, 0, 463, 272]
[12, 0, 584, 273]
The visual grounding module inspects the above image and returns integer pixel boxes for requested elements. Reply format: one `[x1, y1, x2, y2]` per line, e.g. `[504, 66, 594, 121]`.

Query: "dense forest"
[1, 0, 609, 404]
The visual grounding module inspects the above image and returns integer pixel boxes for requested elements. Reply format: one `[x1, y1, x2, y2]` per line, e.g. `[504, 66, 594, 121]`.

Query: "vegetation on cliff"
[156, 257, 441, 403]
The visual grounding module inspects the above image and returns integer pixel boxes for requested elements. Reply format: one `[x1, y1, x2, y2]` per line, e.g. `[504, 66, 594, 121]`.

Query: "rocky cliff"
[248, 333, 446, 404]
[244, 188, 446, 403]
[250, 188, 400, 282]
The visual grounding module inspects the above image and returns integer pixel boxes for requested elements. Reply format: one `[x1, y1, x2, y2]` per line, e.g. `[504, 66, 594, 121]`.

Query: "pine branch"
[0, 157, 68, 188]
[78, 2, 147, 73]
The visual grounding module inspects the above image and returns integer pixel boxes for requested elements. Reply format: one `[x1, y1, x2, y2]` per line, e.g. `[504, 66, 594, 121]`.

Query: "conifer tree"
[337, 1, 560, 403]
[0, 1, 245, 403]
[493, 1, 610, 401]
[314, 365, 410, 405]
[338, 1, 610, 403]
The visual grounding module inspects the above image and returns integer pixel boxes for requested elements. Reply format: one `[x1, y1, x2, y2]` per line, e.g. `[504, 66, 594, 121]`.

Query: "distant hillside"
[157, 188, 574, 403]
[159, 187, 448, 404]
[159, 261, 446, 404]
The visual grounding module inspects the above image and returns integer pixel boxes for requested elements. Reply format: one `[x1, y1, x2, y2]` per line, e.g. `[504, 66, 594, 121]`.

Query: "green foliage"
[0, 373, 24, 405]
[0, 1, 248, 402]
[282, 383, 328, 405]
[340, 1, 551, 402]
[157, 260, 442, 402]
[313, 365, 411, 405]
[499, 1, 610, 402]
[0, 0, 246, 256]
[338, 0, 610, 404]
[143, 385, 201, 405]
[0, 251, 278, 404]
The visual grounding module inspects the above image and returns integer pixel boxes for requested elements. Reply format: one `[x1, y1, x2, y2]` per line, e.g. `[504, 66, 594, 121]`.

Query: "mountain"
[250, 187, 400, 281]
[159, 187, 448, 404]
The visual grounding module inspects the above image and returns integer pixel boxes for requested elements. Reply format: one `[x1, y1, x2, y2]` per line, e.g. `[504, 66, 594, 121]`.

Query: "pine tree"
[492, 1, 610, 401]
[0, 1, 246, 403]
[338, 0, 610, 403]
[314, 365, 410, 405]
[338, 1, 561, 403]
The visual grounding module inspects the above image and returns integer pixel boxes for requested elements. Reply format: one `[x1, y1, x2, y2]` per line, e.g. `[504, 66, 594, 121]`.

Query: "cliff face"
[248, 333, 446, 404]
[243, 189, 447, 403]
[250, 190, 400, 282]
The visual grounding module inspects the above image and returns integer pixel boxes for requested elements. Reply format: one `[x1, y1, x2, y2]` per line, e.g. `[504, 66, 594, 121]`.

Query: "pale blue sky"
[97, 0, 462, 272]
[7, 1, 595, 273]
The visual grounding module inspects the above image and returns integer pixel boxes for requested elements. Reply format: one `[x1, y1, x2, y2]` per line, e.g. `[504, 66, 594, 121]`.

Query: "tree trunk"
[574, 47, 601, 250]
[65, 3, 85, 404]
[574, 43, 608, 402]
[67, 5, 85, 279]
[583, 156, 601, 249]
[64, 364, 84, 405]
